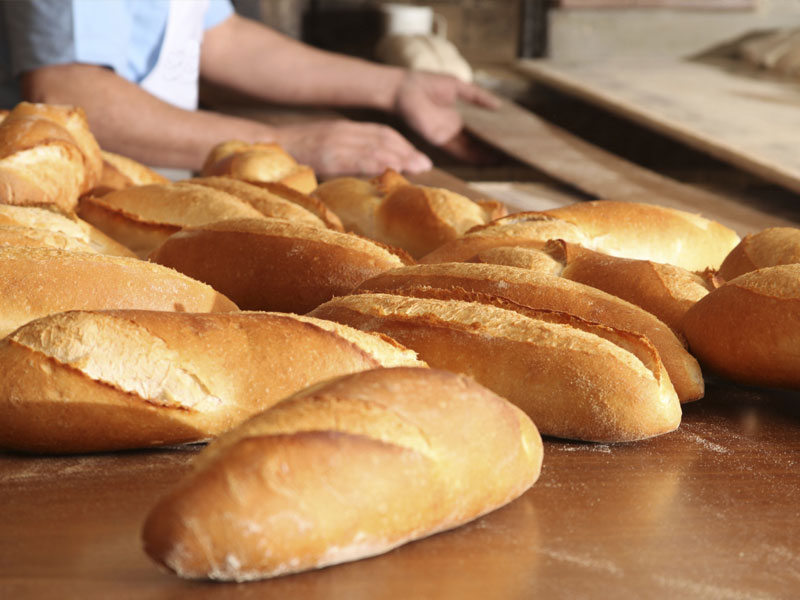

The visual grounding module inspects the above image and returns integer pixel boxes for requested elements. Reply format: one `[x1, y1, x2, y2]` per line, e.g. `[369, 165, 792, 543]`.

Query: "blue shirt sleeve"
[205, 0, 234, 30]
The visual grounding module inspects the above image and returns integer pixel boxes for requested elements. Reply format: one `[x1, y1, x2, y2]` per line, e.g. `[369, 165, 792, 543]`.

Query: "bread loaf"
[88, 150, 170, 196]
[422, 201, 740, 271]
[545, 240, 715, 334]
[681, 264, 800, 388]
[314, 169, 507, 259]
[541, 201, 740, 270]
[78, 182, 269, 256]
[142, 367, 542, 580]
[0, 204, 135, 257]
[201, 140, 317, 194]
[718, 227, 800, 282]
[0, 310, 425, 453]
[149, 218, 412, 313]
[0, 103, 98, 213]
[420, 213, 590, 264]
[0, 224, 101, 253]
[186, 176, 328, 229]
[0, 247, 237, 337]
[310, 293, 681, 442]
[355, 262, 703, 403]
[9, 102, 103, 188]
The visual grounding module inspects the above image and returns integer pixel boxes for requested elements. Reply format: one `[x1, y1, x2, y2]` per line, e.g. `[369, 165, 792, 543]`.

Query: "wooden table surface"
[2, 378, 798, 599]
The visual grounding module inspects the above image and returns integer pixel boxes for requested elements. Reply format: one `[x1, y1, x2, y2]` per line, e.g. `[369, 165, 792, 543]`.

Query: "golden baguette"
[9, 102, 103, 189]
[545, 240, 714, 334]
[422, 201, 740, 271]
[718, 227, 800, 282]
[142, 367, 542, 581]
[314, 169, 507, 259]
[355, 262, 704, 403]
[0, 311, 425, 453]
[187, 176, 328, 229]
[149, 218, 412, 313]
[0, 204, 135, 257]
[310, 293, 681, 442]
[78, 182, 270, 257]
[0, 247, 237, 337]
[681, 264, 800, 388]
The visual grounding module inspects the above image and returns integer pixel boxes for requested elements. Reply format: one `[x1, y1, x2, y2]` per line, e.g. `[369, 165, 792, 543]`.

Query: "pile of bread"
[2, 102, 799, 582]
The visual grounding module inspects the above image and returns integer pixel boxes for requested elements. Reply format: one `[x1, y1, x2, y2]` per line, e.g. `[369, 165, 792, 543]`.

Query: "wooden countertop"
[2, 378, 798, 599]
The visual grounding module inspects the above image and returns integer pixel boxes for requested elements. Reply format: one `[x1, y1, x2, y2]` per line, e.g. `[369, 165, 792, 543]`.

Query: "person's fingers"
[456, 81, 502, 109]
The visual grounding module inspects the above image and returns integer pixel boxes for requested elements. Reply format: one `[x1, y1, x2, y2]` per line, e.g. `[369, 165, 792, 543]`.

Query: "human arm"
[200, 14, 500, 159]
[22, 63, 432, 176]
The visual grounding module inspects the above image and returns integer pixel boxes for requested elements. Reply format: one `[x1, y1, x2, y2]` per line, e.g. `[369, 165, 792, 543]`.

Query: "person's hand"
[273, 119, 432, 177]
[392, 71, 501, 152]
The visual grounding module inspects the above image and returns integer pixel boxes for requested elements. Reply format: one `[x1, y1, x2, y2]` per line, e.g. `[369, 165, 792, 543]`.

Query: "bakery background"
[3, 1, 800, 599]
[213, 0, 800, 222]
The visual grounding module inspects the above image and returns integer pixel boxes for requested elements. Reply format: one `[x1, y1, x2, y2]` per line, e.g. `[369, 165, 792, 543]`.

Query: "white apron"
[140, 0, 209, 110]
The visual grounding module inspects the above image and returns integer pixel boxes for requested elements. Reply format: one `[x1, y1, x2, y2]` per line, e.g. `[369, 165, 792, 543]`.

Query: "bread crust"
[718, 227, 800, 282]
[187, 176, 327, 229]
[356, 262, 704, 403]
[546, 240, 713, 334]
[421, 201, 740, 271]
[0, 103, 103, 212]
[149, 218, 411, 313]
[0, 204, 136, 257]
[310, 294, 681, 442]
[0, 311, 425, 453]
[78, 182, 268, 256]
[681, 264, 800, 388]
[314, 170, 508, 259]
[201, 140, 317, 194]
[142, 367, 541, 580]
[0, 246, 237, 337]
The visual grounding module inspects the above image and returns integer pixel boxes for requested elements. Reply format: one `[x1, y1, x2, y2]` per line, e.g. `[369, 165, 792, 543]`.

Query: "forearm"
[22, 63, 278, 170]
[201, 14, 405, 112]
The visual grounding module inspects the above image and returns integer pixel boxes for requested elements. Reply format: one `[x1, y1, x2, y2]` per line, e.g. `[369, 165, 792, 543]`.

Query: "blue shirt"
[0, 0, 233, 108]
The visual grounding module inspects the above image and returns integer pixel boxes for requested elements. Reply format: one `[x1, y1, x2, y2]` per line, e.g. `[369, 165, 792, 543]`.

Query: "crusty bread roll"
[314, 169, 507, 259]
[0, 311, 425, 453]
[422, 201, 740, 271]
[186, 176, 328, 229]
[149, 218, 412, 313]
[718, 227, 800, 282]
[0, 103, 100, 213]
[545, 240, 715, 334]
[0, 204, 135, 257]
[142, 367, 542, 580]
[310, 294, 681, 442]
[355, 262, 704, 403]
[87, 150, 170, 196]
[201, 140, 317, 194]
[78, 182, 269, 256]
[0, 247, 237, 337]
[681, 264, 800, 388]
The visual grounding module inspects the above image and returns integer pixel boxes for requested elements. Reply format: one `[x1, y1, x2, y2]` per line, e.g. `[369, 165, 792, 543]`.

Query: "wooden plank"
[556, 0, 755, 9]
[459, 98, 800, 234]
[516, 58, 800, 197]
